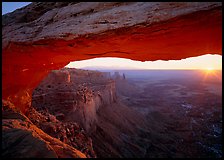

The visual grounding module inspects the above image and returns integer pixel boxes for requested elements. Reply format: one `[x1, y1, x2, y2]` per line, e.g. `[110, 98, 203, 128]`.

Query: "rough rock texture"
[27, 107, 96, 158]
[2, 2, 221, 47]
[2, 2, 222, 113]
[1, 3, 222, 157]
[32, 68, 116, 132]
[32, 68, 150, 158]
[2, 100, 86, 158]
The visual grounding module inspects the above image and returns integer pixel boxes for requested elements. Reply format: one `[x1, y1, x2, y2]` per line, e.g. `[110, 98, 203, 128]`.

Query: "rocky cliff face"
[2, 2, 222, 158]
[31, 68, 150, 157]
[2, 2, 222, 112]
[27, 104, 96, 158]
[32, 68, 116, 132]
[2, 2, 221, 48]
[2, 100, 87, 158]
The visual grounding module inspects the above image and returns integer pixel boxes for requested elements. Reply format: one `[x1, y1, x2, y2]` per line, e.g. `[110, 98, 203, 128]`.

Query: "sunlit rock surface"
[2, 100, 87, 158]
[2, 2, 222, 157]
[2, 2, 222, 112]
[27, 106, 96, 158]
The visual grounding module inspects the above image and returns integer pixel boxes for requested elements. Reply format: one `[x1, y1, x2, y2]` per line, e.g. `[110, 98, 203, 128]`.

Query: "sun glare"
[204, 67, 215, 76]
[201, 66, 222, 81]
[206, 67, 214, 71]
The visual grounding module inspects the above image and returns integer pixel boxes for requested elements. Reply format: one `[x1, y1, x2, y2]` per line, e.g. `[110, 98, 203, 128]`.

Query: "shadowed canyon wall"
[32, 68, 117, 132]
[2, 2, 222, 113]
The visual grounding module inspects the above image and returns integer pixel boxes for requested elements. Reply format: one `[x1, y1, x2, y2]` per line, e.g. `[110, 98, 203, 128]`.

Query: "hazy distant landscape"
[2, 2, 222, 158]
[110, 69, 222, 157]
[32, 68, 222, 158]
[2, 66, 222, 158]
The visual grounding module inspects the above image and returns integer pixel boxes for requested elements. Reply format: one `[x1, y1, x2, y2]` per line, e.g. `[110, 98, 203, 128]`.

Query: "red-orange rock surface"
[2, 100, 87, 158]
[27, 107, 96, 158]
[2, 2, 222, 113]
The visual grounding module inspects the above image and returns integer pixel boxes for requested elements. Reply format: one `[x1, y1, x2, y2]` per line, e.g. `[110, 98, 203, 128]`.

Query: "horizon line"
[64, 67, 222, 71]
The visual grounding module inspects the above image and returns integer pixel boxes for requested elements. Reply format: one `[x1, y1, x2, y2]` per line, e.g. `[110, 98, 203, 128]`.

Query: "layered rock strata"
[2, 2, 222, 112]
[32, 68, 149, 158]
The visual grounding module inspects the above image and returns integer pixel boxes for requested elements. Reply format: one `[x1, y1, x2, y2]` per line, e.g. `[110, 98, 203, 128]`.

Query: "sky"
[65, 54, 222, 70]
[2, 2, 31, 15]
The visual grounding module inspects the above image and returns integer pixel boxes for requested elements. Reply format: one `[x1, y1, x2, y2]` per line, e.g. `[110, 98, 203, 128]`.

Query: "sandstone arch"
[2, 2, 222, 113]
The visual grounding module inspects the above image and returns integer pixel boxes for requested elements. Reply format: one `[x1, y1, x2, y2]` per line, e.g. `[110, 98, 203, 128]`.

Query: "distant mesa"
[1, 2, 222, 158]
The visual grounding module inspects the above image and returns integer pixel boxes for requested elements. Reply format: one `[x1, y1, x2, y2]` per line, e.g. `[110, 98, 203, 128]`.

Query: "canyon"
[31, 68, 149, 157]
[2, 2, 222, 108]
[2, 2, 222, 158]
[3, 68, 221, 158]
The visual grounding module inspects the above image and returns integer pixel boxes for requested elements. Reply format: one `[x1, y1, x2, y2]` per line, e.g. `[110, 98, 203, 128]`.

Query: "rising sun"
[203, 67, 216, 78]
[206, 67, 214, 73]
[206, 67, 214, 72]
[202, 66, 220, 81]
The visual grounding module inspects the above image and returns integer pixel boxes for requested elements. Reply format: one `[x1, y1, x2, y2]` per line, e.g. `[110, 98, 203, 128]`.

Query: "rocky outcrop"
[2, 2, 221, 48]
[32, 68, 116, 132]
[2, 100, 86, 158]
[2, 2, 222, 112]
[31, 68, 150, 158]
[27, 107, 96, 158]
